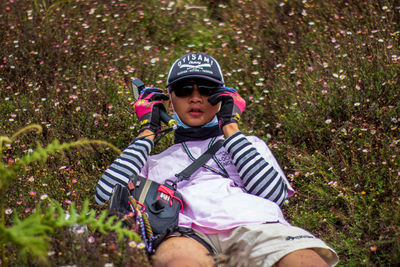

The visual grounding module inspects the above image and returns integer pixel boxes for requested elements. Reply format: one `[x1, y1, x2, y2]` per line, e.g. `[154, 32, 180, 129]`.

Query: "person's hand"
[208, 87, 246, 128]
[134, 87, 169, 134]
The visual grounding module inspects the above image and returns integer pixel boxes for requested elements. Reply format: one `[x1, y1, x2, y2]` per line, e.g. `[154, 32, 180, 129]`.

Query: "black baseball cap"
[167, 52, 225, 91]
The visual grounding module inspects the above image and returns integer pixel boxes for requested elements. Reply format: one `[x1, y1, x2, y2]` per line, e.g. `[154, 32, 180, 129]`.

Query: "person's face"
[168, 79, 221, 127]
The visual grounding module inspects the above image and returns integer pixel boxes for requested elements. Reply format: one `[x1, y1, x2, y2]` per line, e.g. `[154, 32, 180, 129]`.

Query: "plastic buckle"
[164, 179, 178, 190]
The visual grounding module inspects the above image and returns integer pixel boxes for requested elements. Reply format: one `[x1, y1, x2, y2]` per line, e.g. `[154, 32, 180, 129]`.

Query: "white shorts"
[192, 223, 339, 266]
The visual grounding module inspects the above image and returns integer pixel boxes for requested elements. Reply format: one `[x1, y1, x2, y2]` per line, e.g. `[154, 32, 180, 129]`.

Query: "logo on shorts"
[286, 235, 314, 241]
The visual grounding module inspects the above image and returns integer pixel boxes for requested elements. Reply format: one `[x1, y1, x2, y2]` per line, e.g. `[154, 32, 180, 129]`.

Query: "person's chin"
[184, 119, 207, 127]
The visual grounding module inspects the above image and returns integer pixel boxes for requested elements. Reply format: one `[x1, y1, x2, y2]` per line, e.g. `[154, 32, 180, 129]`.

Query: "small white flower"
[48, 251, 56, 256]
[137, 243, 146, 249]
[325, 119, 332, 124]
[128, 241, 137, 247]
[150, 57, 159, 64]
[75, 226, 85, 235]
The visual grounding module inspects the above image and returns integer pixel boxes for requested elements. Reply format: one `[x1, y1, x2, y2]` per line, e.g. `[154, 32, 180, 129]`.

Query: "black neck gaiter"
[174, 125, 223, 143]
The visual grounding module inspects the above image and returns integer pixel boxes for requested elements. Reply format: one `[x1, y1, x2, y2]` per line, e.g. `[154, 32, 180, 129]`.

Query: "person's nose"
[189, 85, 202, 102]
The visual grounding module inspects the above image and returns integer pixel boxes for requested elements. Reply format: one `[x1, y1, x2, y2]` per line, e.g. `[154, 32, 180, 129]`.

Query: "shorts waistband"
[167, 227, 215, 255]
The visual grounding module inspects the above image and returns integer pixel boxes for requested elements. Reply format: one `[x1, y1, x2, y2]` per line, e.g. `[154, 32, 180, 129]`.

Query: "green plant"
[1, 199, 139, 264]
[1, 0, 399, 265]
[0, 125, 140, 265]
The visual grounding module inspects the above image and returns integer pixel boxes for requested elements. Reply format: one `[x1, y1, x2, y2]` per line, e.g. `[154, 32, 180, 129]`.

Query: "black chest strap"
[165, 139, 225, 189]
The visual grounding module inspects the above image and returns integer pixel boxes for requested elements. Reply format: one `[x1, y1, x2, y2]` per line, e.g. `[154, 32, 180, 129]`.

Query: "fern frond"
[0, 211, 53, 261]
[10, 124, 42, 142]
[17, 139, 121, 168]
[0, 125, 130, 264]
[0, 124, 42, 148]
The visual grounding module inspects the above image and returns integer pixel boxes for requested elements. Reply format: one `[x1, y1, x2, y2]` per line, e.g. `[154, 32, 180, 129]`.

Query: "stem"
[0, 188, 6, 265]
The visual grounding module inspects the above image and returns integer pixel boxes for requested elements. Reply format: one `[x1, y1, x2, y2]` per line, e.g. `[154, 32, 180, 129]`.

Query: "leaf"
[0, 212, 53, 261]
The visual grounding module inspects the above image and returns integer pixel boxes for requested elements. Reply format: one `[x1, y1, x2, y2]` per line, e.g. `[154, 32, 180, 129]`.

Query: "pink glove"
[134, 87, 169, 133]
[208, 87, 246, 128]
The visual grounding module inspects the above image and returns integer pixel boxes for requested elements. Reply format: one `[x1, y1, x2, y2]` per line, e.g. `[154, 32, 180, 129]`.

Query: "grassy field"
[1, 0, 399, 266]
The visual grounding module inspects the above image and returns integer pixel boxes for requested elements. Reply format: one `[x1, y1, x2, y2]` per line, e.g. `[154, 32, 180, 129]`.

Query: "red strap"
[158, 185, 183, 212]
[158, 185, 174, 196]
[129, 198, 145, 213]
[171, 195, 184, 212]
[128, 181, 135, 190]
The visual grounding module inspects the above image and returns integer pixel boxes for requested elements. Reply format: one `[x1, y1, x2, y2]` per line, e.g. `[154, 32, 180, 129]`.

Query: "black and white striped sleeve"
[224, 131, 288, 206]
[95, 137, 153, 205]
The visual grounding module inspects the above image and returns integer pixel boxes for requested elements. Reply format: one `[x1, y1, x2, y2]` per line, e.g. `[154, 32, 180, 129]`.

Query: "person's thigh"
[152, 236, 214, 267]
[274, 248, 329, 267]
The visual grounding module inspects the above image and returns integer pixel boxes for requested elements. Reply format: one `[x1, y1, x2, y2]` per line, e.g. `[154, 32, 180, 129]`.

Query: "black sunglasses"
[171, 80, 220, 97]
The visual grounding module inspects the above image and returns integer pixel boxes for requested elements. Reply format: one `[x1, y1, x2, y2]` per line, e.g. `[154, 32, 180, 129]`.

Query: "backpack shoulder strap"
[166, 139, 225, 188]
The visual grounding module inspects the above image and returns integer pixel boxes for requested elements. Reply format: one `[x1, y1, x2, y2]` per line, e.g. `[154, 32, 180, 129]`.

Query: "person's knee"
[152, 237, 214, 267]
[275, 248, 329, 267]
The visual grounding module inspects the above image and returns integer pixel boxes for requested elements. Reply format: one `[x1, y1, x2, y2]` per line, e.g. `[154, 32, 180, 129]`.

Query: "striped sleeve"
[224, 131, 288, 206]
[95, 137, 153, 205]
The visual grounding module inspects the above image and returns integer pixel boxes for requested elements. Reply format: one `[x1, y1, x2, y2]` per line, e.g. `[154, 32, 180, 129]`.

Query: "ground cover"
[0, 0, 399, 266]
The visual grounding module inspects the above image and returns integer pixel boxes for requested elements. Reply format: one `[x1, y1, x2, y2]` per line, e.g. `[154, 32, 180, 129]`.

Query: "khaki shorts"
[170, 223, 339, 266]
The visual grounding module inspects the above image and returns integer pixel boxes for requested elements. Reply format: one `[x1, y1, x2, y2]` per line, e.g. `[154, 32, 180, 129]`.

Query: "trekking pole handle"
[131, 78, 177, 128]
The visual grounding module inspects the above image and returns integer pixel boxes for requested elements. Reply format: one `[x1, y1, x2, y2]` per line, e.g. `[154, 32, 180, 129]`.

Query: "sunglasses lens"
[198, 85, 217, 96]
[172, 80, 219, 97]
[173, 85, 194, 97]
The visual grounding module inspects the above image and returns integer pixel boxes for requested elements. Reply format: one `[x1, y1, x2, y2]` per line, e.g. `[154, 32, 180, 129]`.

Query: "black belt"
[175, 227, 215, 255]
